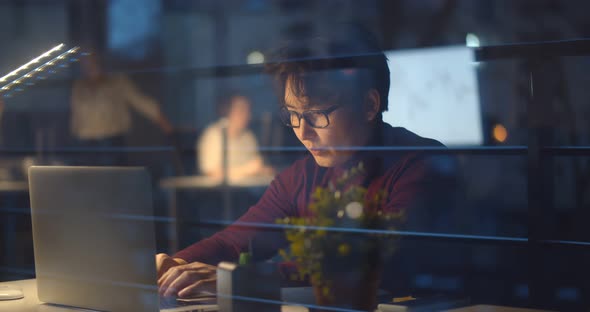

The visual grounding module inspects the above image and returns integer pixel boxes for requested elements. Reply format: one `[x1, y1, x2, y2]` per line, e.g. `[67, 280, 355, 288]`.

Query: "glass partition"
[1, 1, 589, 311]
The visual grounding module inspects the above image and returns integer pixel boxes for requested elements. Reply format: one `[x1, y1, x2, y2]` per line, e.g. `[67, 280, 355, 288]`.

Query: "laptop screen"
[28, 166, 161, 312]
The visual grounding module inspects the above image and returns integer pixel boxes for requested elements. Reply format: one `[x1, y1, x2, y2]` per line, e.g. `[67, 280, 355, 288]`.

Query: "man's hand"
[156, 253, 186, 279]
[158, 260, 217, 298]
[156, 111, 175, 135]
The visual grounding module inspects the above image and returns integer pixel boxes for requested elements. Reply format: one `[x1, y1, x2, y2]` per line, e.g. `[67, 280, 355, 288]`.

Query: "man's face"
[80, 54, 102, 80]
[284, 79, 369, 167]
[227, 96, 251, 132]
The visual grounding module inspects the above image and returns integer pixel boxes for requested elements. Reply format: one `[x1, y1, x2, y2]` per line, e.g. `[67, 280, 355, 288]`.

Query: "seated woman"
[197, 92, 274, 181]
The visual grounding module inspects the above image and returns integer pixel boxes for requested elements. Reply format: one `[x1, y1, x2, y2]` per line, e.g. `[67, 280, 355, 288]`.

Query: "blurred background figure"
[0, 98, 4, 128]
[70, 47, 174, 155]
[197, 91, 274, 181]
[0, 98, 3, 147]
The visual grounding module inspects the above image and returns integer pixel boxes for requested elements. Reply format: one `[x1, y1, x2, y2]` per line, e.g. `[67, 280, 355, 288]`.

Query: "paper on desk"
[281, 305, 309, 312]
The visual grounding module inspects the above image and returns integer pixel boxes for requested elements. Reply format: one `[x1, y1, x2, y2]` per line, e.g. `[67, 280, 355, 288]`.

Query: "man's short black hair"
[265, 23, 390, 120]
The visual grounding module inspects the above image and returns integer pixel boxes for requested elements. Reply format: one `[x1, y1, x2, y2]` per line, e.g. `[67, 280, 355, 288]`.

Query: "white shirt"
[70, 74, 160, 140]
[197, 119, 261, 176]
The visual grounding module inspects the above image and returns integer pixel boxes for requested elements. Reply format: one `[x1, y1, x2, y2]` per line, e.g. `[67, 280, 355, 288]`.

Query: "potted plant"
[277, 162, 404, 311]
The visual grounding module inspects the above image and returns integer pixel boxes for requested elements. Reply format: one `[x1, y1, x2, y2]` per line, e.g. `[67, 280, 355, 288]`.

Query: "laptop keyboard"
[159, 296, 218, 312]
[160, 295, 187, 309]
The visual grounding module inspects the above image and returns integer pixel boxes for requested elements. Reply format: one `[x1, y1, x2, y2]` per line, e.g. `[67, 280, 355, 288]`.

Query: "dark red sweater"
[174, 122, 453, 269]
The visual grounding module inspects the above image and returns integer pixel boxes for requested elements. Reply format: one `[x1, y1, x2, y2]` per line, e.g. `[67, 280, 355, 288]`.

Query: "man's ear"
[365, 89, 380, 122]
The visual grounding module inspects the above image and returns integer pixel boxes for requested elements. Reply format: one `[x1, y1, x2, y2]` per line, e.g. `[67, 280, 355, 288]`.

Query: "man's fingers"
[163, 270, 201, 297]
[158, 265, 175, 286]
[159, 264, 212, 286]
[158, 261, 217, 297]
[159, 273, 176, 290]
[177, 278, 217, 298]
[158, 267, 182, 295]
[158, 263, 185, 285]
[156, 255, 176, 279]
[160, 267, 216, 297]
[160, 272, 183, 296]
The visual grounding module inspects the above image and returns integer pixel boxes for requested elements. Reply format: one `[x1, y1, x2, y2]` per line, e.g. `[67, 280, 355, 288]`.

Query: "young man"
[157, 25, 456, 298]
[197, 91, 274, 181]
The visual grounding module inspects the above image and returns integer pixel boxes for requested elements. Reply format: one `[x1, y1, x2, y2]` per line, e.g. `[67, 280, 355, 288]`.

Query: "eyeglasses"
[279, 105, 341, 129]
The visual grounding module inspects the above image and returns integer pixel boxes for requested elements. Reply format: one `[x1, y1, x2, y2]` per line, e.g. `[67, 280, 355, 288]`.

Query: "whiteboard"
[384, 46, 483, 146]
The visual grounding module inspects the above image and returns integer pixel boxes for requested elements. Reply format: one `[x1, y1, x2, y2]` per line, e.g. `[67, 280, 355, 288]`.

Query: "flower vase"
[312, 264, 381, 312]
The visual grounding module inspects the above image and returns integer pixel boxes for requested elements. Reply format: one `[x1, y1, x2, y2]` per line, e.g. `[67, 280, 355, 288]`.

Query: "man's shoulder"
[379, 123, 455, 176]
[240, 128, 258, 142]
[197, 121, 224, 148]
[381, 123, 445, 148]
[382, 124, 459, 189]
[201, 120, 225, 136]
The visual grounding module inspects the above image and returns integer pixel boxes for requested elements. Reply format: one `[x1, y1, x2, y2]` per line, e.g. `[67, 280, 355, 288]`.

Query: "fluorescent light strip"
[1, 46, 79, 92]
[0, 43, 64, 83]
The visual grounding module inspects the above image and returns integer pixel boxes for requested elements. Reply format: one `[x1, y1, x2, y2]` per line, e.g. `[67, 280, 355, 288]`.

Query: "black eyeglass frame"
[279, 105, 342, 129]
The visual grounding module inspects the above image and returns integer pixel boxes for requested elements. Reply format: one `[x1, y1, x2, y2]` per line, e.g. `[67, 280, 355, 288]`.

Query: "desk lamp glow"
[0, 44, 80, 99]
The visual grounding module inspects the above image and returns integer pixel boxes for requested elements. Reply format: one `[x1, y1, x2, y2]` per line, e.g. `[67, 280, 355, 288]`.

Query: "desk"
[0, 279, 556, 312]
[0, 279, 41, 312]
[447, 306, 555, 312]
[159, 175, 274, 252]
[0, 279, 308, 312]
[160, 175, 274, 190]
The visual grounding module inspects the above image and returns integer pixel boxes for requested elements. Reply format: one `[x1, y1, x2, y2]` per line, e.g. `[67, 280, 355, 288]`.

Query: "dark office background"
[1, 0, 589, 310]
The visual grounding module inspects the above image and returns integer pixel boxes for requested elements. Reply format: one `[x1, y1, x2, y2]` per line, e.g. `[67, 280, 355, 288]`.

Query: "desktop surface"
[0, 279, 311, 312]
[160, 174, 274, 189]
[0, 279, 555, 312]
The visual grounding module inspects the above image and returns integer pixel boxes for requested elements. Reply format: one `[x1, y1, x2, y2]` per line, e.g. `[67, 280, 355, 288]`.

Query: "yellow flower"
[291, 241, 304, 255]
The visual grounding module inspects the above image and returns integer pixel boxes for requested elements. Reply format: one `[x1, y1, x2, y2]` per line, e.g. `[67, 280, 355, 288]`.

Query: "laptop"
[28, 166, 218, 312]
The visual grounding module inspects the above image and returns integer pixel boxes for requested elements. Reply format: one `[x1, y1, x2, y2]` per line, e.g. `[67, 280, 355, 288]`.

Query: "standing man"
[70, 48, 173, 153]
[0, 98, 4, 128]
[0, 98, 4, 145]
[157, 24, 455, 297]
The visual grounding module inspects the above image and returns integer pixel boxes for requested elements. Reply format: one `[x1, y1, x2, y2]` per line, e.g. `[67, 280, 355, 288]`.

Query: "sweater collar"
[331, 121, 386, 172]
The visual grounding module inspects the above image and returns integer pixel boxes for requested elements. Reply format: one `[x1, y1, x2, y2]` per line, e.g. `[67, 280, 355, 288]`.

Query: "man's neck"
[358, 120, 382, 147]
[332, 120, 383, 168]
[226, 125, 243, 138]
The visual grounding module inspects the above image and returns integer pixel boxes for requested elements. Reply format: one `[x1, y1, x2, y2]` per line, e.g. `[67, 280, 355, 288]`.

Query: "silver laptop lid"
[29, 166, 159, 312]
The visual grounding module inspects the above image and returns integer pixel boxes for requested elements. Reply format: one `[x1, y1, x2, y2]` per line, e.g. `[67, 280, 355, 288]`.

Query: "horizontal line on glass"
[475, 39, 590, 61]
[1, 146, 588, 156]
[0, 209, 176, 224]
[0, 146, 175, 153]
[542, 240, 590, 247]
[23, 52, 392, 86]
[217, 293, 364, 312]
[194, 219, 590, 247]
[0, 145, 527, 154]
[2, 209, 588, 247]
[199, 219, 529, 243]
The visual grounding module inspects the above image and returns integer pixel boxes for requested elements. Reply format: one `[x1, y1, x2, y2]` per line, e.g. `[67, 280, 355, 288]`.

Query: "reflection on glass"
[198, 92, 274, 182]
